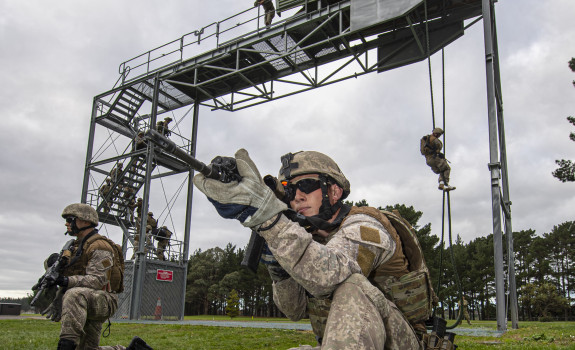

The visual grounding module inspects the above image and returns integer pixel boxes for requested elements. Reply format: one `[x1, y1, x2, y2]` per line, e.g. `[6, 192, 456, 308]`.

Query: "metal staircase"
[96, 154, 149, 226]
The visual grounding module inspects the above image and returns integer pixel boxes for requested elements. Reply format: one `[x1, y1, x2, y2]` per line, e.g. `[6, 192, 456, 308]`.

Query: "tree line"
[184, 202, 574, 321]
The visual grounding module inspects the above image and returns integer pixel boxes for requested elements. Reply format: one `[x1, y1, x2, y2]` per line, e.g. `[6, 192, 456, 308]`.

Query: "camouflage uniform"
[109, 163, 123, 184]
[259, 211, 421, 349]
[127, 198, 137, 223]
[134, 198, 143, 219]
[255, 0, 276, 26]
[421, 128, 452, 190]
[60, 232, 125, 349]
[147, 213, 157, 230]
[133, 132, 147, 151]
[132, 225, 152, 259]
[161, 117, 172, 137]
[459, 297, 471, 325]
[154, 226, 172, 261]
[99, 180, 112, 214]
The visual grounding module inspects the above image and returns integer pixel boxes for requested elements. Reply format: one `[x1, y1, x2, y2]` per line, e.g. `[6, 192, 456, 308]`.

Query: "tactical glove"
[42, 288, 64, 322]
[261, 242, 290, 282]
[193, 149, 287, 229]
[45, 275, 69, 288]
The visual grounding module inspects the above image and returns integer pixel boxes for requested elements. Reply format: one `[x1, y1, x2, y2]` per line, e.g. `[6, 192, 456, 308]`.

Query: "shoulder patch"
[360, 226, 381, 244]
[358, 246, 375, 276]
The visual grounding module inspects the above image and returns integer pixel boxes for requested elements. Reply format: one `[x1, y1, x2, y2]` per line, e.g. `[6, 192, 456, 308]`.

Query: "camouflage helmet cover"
[61, 203, 99, 225]
[148, 212, 153, 216]
[432, 127, 444, 135]
[278, 151, 350, 199]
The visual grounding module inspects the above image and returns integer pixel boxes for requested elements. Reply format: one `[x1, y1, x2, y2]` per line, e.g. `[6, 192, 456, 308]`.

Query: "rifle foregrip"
[241, 231, 266, 273]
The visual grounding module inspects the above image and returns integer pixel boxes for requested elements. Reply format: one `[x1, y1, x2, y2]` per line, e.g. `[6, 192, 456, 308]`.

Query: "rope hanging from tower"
[422, 0, 464, 329]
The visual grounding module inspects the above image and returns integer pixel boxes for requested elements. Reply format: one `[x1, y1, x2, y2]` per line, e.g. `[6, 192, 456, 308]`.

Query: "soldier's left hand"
[193, 149, 287, 229]
[45, 275, 69, 288]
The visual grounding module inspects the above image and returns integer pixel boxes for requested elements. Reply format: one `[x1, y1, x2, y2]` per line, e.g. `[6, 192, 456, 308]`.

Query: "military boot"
[126, 336, 153, 350]
[438, 182, 456, 191]
[56, 339, 76, 350]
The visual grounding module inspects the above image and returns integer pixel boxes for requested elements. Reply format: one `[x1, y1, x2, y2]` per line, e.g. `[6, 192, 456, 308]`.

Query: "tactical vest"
[306, 207, 437, 340]
[421, 134, 442, 156]
[63, 233, 125, 293]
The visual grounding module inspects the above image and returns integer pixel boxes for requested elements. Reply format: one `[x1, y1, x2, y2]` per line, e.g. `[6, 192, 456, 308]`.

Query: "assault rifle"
[145, 129, 265, 273]
[31, 239, 75, 306]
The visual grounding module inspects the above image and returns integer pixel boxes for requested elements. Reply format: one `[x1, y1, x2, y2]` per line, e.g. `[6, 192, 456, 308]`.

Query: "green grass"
[3, 317, 575, 349]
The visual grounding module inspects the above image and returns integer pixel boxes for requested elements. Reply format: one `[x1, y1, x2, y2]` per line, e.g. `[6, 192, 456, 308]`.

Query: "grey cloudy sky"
[1, 0, 573, 298]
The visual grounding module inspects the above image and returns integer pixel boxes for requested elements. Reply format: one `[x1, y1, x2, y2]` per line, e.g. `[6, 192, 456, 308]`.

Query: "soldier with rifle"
[144, 129, 455, 349]
[33, 203, 152, 350]
[192, 150, 429, 349]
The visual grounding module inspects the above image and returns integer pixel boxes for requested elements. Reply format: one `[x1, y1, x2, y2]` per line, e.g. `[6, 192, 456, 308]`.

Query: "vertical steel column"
[81, 99, 99, 203]
[179, 100, 201, 320]
[482, 0, 506, 332]
[490, 4, 519, 329]
[130, 75, 161, 319]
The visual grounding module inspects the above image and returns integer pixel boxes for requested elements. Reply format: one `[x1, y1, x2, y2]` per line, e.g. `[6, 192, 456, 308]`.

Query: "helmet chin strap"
[285, 175, 350, 232]
[66, 218, 96, 236]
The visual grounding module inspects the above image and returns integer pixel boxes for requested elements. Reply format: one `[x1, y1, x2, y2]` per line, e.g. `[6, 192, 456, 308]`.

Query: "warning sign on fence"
[156, 269, 173, 282]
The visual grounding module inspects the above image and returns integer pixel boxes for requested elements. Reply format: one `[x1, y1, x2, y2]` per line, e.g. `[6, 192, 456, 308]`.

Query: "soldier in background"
[421, 127, 455, 191]
[155, 226, 173, 261]
[133, 131, 147, 151]
[110, 163, 123, 184]
[99, 178, 112, 213]
[147, 212, 158, 234]
[46, 203, 152, 349]
[132, 225, 153, 260]
[134, 198, 143, 220]
[254, 0, 277, 26]
[458, 296, 472, 325]
[162, 117, 172, 137]
[127, 197, 137, 223]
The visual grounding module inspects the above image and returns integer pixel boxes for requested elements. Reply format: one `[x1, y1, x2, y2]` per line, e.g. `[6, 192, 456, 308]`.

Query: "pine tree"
[552, 58, 575, 182]
[225, 289, 240, 319]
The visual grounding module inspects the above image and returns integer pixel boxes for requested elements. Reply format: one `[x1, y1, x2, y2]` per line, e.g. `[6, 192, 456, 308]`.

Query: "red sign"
[156, 269, 173, 282]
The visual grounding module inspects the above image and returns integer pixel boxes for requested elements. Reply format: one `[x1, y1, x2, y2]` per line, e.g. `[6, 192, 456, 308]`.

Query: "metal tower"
[80, 0, 516, 329]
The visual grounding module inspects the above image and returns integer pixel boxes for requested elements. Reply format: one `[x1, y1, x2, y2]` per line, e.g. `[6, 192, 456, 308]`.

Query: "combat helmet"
[62, 203, 99, 225]
[278, 151, 351, 231]
[278, 151, 350, 199]
[432, 127, 444, 135]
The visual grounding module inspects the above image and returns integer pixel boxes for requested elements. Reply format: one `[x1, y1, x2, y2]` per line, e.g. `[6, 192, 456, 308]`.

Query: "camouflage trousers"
[425, 156, 451, 184]
[291, 274, 421, 350]
[156, 240, 169, 260]
[60, 287, 122, 350]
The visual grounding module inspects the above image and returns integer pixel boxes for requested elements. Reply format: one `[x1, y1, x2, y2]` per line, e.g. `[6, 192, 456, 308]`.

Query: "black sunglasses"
[65, 216, 77, 223]
[282, 178, 322, 201]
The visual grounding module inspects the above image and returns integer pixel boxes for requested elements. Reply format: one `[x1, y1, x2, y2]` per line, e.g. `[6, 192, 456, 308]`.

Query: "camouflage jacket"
[258, 210, 397, 320]
[425, 134, 443, 158]
[63, 232, 115, 293]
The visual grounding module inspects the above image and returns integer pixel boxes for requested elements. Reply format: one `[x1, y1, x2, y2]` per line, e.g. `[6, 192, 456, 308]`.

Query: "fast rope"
[423, 0, 464, 328]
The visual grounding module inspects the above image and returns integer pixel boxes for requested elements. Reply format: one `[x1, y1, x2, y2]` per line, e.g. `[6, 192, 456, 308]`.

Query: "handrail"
[117, 4, 283, 85]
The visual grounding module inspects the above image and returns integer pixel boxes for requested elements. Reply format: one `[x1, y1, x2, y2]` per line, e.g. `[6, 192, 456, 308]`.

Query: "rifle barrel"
[145, 129, 218, 179]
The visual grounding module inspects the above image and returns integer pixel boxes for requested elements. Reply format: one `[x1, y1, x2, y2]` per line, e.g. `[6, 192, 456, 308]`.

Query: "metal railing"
[116, 1, 320, 86]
